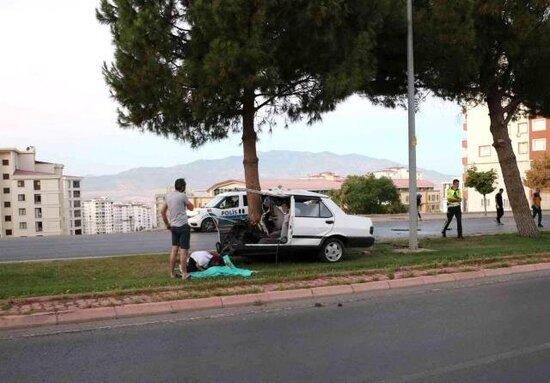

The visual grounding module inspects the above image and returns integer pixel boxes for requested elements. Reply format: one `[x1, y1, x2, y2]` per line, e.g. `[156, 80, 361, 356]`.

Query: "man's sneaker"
[538, 224, 544, 228]
[441, 231, 446, 238]
[457, 236, 464, 240]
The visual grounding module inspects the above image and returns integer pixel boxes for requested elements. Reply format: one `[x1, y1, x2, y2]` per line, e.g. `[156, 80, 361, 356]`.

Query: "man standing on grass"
[495, 188, 504, 225]
[442, 179, 464, 239]
[161, 178, 194, 279]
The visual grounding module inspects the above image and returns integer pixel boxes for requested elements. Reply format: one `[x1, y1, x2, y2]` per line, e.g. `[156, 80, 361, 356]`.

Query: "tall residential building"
[83, 198, 153, 234]
[463, 105, 549, 212]
[0, 147, 82, 237]
[113, 202, 153, 233]
[83, 197, 114, 235]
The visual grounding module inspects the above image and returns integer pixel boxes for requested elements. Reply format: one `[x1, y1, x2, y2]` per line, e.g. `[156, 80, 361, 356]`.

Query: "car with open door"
[215, 189, 374, 262]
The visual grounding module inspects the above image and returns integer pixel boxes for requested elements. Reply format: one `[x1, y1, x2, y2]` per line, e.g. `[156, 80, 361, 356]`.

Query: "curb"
[2, 262, 550, 330]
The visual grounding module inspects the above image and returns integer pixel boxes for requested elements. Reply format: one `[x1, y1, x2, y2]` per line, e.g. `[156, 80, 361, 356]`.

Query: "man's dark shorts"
[171, 224, 191, 249]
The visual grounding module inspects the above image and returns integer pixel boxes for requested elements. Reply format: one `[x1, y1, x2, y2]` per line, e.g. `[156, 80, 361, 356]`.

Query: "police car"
[213, 189, 375, 262]
[188, 191, 248, 232]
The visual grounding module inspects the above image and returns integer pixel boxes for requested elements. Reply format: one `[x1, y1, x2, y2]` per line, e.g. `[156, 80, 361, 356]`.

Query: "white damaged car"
[214, 189, 374, 262]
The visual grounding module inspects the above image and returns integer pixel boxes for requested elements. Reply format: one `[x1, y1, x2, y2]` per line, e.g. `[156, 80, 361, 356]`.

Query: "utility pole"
[407, 0, 418, 250]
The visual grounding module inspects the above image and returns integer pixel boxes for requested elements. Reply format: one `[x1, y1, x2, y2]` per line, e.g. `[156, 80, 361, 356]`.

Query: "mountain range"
[81, 150, 455, 201]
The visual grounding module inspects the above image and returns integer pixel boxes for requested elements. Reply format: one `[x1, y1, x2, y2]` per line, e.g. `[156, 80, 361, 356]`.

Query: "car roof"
[215, 188, 328, 199]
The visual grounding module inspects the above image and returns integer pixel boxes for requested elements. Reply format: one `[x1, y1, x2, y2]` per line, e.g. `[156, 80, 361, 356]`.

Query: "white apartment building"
[113, 202, 153, 233]
[372, 166, 423, 180]
[83, 197, 114, 235]
[463, 105, 549, 212]
[83, 198, 153, 234]
[0, 147, 82, 237]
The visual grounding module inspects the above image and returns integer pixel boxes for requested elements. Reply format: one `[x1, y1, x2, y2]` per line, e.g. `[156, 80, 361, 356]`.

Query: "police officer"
[442, 179, 463, 239]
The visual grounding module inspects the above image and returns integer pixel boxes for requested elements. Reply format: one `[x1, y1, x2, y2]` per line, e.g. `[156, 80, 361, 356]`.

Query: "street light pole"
[407, 0, 418, 250]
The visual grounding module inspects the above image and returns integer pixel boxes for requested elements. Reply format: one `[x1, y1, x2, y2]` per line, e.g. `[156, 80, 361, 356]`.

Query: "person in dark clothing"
[442, 179, 463, 239]
[416, 193, 422, 221]
[532, 188, 543, 228]
[495, 188, 504, 225]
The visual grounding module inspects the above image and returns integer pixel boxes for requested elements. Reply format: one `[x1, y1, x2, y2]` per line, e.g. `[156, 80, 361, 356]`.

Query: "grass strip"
[1, 232, 549, 300]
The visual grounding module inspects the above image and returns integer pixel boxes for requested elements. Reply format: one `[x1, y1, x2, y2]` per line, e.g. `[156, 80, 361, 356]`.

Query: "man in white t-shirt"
[161, 178, 195, 279]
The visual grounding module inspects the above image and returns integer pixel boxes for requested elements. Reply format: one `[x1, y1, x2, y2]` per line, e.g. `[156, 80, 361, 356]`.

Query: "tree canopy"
[464, 166, 498, 215]
[331, 175, 406, 214]
[97, 0, 388, 223]
[525, 155, 550, 189]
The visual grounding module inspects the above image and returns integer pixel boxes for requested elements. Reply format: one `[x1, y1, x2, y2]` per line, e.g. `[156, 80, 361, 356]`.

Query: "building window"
[18, 208, 26, 216]
[517, 122, 528, 135]
[4, 202, 10, 208]
[481, 199, 491, 207]
[532, 138, 547, 151]
[74, 210, 81, 218]
[2, 159, 8, 166]
[518, 142, 528, 154]
[73, 180, 80, 188]
[17, 180, 25, 187]
[35, 208, 42, 218]
[6, 229, 12, 236]
[75, 219, 82, 227]
[532, 119, 546, 132]
[35, 222, 43, 232]
[3, 187, 9, 194]
[478, 145, 491, 157]
[5, 215, 12, 222]
[19, 222, 27, 230]
[75, 229, 82, 235]
[74, 200, 81, 208]
[2, 173, 8, 180]
[34, 194, 41, 204]
[33, 180, 41, 191]
[73, 190, 80, 198]
[18, 194, 25, 202]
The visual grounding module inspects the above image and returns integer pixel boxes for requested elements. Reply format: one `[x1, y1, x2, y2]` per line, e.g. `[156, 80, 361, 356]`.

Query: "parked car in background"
[188, 191, 248, 232]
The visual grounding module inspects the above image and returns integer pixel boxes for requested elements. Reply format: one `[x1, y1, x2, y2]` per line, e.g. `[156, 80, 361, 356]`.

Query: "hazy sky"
[0, 0, 464, 177]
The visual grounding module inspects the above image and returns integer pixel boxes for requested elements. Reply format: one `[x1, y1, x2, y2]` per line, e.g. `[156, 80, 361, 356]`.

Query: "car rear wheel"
[201, 218, 215, 232]
[319, 238, 345, 262]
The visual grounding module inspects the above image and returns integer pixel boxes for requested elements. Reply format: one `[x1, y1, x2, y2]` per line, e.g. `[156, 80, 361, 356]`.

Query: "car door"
[217, 195, 241, 222]
[291, 197, 335, 248]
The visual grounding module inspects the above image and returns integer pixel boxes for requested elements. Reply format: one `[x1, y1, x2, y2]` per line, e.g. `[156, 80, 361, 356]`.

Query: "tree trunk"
[241, 88, 262, 224]
[483, 195, 487, 216]
[486, 97, 540, 237]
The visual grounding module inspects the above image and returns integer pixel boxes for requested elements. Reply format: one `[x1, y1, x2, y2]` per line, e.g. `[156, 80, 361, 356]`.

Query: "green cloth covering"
[188, 255, 253, 279]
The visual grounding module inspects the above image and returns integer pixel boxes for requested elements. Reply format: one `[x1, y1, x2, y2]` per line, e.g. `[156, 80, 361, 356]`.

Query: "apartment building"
[0, 147, 82, 237]
[83, 197, 114, 235]
[372, 167, 440, 213]
[113, 202, 153, 233]
[463, 105, 549, 212]
[83, 198, 153, 234]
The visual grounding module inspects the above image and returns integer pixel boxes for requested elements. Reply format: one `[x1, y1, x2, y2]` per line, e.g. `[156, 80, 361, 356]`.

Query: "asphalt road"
[2, 271, 550, 382]
[0, 215, 544, 262]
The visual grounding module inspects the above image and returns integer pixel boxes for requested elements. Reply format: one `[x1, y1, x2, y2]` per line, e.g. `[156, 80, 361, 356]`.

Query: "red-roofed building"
[0, 147, 82, 238]
[181, 172, 440, 213]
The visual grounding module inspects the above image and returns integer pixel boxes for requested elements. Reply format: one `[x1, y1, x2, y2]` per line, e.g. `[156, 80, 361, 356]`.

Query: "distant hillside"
[81, 150, 454, 201]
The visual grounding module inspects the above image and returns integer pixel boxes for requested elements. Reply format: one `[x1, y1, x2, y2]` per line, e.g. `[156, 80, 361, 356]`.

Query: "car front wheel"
[319, 238, 345, 262]
[200, 218, 216, 232]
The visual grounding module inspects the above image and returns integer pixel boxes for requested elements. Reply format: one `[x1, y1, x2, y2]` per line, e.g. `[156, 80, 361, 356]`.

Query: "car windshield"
[205, 195, 226, 208]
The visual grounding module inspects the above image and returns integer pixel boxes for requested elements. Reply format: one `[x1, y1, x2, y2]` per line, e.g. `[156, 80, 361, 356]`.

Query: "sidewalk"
[3, 259, 550, 330]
